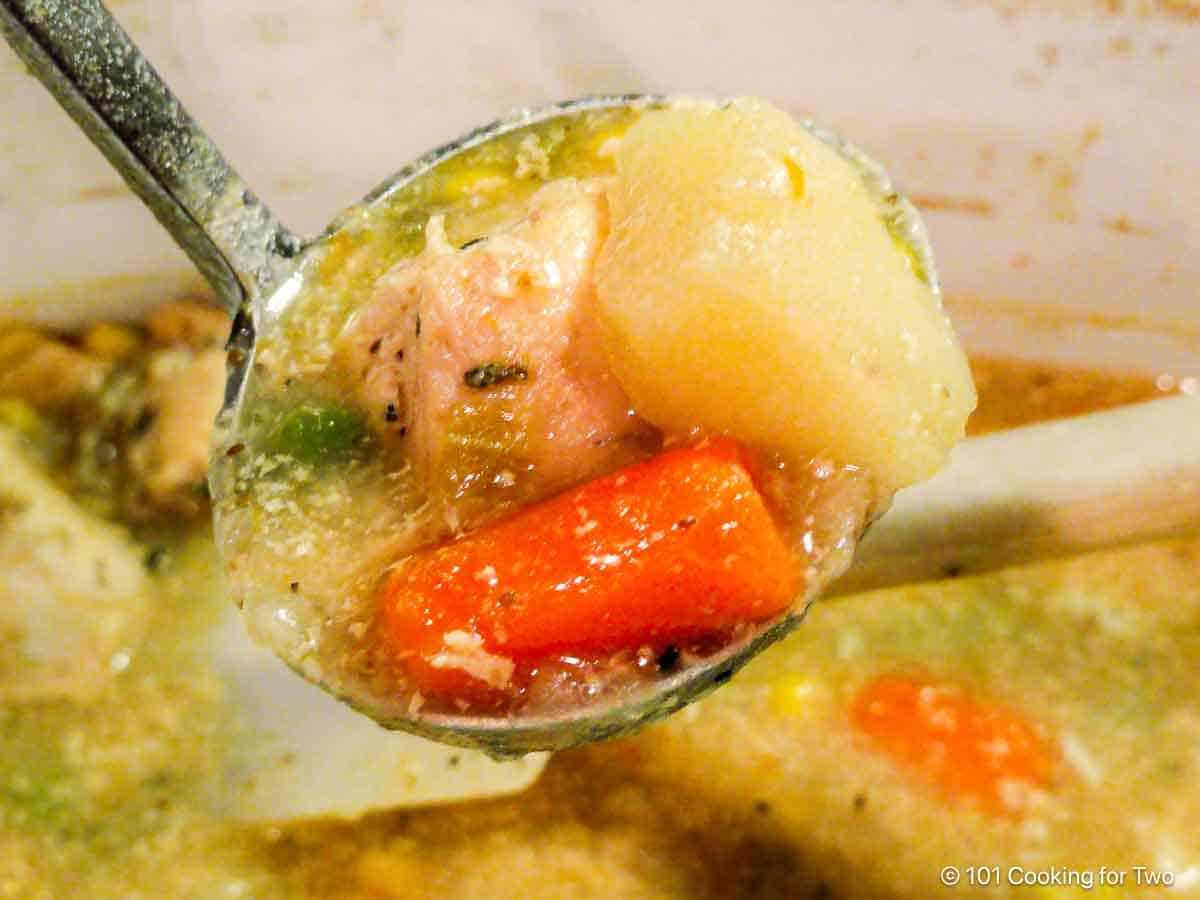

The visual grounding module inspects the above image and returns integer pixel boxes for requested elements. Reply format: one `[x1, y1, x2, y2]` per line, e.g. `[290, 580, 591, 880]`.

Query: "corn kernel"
[82, 322, 140, 361]
[354, 846, 426, 898]
[768, 673, 821, 717]
[0, 327, 45, 364]
[0, 398, 42, 436]
[784, 156, 806, 200]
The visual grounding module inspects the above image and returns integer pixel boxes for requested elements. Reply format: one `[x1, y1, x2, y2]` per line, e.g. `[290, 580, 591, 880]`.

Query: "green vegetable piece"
[266, 405, 366, 467]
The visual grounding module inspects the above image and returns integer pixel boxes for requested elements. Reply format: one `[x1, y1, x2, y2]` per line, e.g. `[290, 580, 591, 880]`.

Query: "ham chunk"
[336, 179, 653, 530]
[131, 347, 227, 501]
[0, 427, 151, 702]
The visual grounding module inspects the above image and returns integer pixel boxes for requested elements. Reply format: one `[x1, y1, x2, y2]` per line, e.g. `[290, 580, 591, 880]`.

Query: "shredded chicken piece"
[0, 428, 150, 702]
[336, 179, 654, 530]
[131, 347, 227, 500]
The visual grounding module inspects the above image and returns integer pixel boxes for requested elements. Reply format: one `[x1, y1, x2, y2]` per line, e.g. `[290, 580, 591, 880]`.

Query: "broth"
[0, 302, 1191, 898]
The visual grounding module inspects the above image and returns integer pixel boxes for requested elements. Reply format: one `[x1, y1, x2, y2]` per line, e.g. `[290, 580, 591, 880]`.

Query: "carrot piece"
[851, 673, 1054, 817]
[380, 439, 798, 697]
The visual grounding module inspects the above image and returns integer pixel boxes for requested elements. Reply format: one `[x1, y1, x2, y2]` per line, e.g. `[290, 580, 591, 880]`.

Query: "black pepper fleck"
[853, 793, 867, 812]
[657, 645, 681, 672]
[384, 404, 399, 423]
[131, 408, 157, 437]
[368, 338, 383, 355]
[273, 229, 302, 258]
[144, 546, 168, 572]
[290, 581, 300, 593]
[225, 442, 246, 457]
[675, 515, 697, 530]
[754, 800, 771, 815]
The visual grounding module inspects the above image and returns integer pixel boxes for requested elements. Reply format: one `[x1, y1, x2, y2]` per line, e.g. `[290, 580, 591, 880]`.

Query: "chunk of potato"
[594, 98, 975, 494]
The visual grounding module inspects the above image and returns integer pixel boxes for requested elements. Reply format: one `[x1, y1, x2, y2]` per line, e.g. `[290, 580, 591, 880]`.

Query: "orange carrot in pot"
[380, 439, 797, 697]
[851, 673, 1054, 816]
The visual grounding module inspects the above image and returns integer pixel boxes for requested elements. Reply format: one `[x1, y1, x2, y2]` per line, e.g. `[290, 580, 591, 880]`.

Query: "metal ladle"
[0, 0, 936, 757]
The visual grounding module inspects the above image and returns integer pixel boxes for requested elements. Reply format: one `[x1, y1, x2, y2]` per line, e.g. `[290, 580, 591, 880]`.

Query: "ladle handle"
[0, 0, 300, 314]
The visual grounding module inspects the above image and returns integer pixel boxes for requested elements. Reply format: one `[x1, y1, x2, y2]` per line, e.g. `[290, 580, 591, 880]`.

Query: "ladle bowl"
[1, 0, 935, 756]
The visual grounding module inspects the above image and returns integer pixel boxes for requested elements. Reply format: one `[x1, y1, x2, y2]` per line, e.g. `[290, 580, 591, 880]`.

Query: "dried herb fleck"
[463, 362, 528, 390]
[144, 545, 169, 572]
